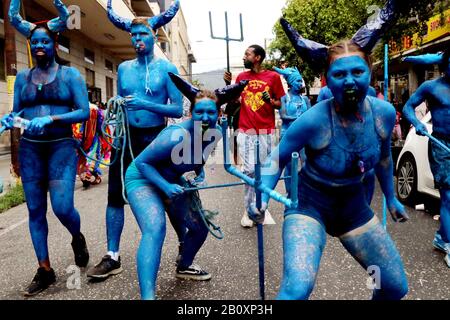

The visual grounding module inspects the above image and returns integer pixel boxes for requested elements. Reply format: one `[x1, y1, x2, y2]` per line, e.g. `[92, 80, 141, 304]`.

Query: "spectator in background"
[224, 44, 286, 228]
[375, 84, 385, 100]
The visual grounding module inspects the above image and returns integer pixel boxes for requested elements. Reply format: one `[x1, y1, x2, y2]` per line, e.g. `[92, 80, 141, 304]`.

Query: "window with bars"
[105, 59, 113, 72]
[85, 68, 95, 87]
[58, 35, 70, 53]
[84, 48, 95, 64]
[106, 76, 114, 100]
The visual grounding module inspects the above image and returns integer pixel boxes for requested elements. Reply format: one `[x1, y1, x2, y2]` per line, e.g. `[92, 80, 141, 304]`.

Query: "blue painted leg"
[277, 214, 326, 300]
[339, 217, 408, 300]
[128, 185, 166, 300]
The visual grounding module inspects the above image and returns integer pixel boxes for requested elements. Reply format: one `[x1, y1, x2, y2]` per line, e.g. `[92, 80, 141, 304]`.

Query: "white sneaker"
[263, 210, 276, 225]
[240, 211, 255, 228]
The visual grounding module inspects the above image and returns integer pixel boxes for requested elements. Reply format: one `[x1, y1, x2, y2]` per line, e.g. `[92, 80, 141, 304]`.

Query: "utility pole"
[3, 0, 21, 180]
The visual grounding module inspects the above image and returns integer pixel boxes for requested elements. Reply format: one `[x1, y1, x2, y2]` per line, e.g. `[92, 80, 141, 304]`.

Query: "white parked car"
[396, 112, 440, 204]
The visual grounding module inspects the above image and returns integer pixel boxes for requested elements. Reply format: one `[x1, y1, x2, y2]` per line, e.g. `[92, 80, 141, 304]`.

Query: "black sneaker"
[24, 267, 56, 297]
[175, 264, 211, 281]
[86, 255, 122, 279]
[71, 233, 89, 268]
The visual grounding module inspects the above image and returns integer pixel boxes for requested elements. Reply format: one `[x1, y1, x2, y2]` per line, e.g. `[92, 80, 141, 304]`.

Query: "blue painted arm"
[260, 114, 314, 205]
[402, 53, 443, 65]
[52, 68, 90, 123]
[374, 106, 408, 222]
[134, 128, 185, 198]
[124, 64, 183, 118]
[402, 82, 429, 136]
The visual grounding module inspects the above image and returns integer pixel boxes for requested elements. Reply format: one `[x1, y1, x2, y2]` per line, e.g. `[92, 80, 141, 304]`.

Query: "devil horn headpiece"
[215, 80, 249, 107]
[281, 0, 400, 69]
[351, 0, 400, 53]
[168, 72, 200, 104]
[9, 0, 69, 37]
[108, 0, 180, 32]
[280, 18, 328, 69]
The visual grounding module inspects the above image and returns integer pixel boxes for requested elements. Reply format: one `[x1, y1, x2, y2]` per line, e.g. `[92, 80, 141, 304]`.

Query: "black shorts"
[285, 170, 374, 237]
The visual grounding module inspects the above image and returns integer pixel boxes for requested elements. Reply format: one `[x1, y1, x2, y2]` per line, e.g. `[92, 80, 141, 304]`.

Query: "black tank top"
[21, 65, 74, 140]
[21, 65, 72, 107]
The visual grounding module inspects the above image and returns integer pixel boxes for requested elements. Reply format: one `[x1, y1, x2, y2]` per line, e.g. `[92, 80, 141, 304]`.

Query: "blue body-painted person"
[317, 85, 378, 205]
[250, 1, 410, 299]
[125, 73, 248, 299]
[402, 49, 450, 267]
[273, 67, 311, 195]
[86, 0, 183, 280]
[1, 0, 90, 296]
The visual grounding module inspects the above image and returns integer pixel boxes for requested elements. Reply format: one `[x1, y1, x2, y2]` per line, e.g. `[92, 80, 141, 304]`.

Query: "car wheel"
[396, 154, 419, 205]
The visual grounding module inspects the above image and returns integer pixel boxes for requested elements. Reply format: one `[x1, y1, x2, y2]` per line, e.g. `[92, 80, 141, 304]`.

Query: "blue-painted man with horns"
[87, 0, 183, 280]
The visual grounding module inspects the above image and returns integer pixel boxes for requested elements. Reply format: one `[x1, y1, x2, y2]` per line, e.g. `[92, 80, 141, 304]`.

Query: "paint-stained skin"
[274, 67, 311, 195]
[102, 18, 183, 255]
[259, 54, 409, 300]
[402, 54, 450, 250]
[0, 21, 90, 268]
[126, 100, 220, 300]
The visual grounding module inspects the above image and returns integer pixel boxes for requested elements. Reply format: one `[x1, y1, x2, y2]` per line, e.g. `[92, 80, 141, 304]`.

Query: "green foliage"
[0, 184, 26, 213]
[191, 79, 204, 89]
[269, 0, 441, 87]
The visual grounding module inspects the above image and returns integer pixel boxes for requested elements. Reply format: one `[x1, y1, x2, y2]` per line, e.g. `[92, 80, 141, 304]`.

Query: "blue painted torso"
[425, 78, 450, 137]
[281, 94, 309, 126]
[118, 58, 175, 128]
[140, 121, 218, 183]
[20, 65, 75, 139]
[304, 97, 382, 186]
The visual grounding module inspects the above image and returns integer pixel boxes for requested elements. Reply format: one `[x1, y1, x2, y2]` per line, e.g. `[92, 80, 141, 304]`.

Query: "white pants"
[237, 131, 276, 212]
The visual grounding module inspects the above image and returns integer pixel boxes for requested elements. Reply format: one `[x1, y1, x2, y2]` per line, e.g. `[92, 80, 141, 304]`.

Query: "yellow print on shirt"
[243, 81, 270, 112]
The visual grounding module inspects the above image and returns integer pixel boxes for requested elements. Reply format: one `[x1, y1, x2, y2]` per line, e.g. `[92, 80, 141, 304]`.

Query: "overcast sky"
[181, 0, 287, 75]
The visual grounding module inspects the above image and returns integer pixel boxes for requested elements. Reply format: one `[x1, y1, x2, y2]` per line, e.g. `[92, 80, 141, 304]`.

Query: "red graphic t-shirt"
[236, 70, 285, 134]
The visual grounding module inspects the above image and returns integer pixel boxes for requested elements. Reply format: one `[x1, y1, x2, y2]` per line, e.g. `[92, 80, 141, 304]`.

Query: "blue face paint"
[191, 99, 218, 132]
[131, 24, 155, 55]
[327, 55, 370, 112]
[30, 28, 55, 62]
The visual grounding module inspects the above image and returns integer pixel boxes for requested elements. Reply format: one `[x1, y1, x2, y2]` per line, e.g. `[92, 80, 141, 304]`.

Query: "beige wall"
[167, 7, 193, 81]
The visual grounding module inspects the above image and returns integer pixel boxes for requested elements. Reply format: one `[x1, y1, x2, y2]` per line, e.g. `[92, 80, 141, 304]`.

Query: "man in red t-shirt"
[224, 44, 285, 228]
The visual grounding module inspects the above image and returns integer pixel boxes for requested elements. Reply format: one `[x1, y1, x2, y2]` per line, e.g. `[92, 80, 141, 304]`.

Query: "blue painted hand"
[387, 197, 409, 222]
[415, 123, 428, 136]
[248, 202, 267, 224]
[27, 116, 53, 135]
[164, 183, 184, 199]
[192, 171, 206, 186]
[0, 113, 15, 130]
[124, 95, 146, 111]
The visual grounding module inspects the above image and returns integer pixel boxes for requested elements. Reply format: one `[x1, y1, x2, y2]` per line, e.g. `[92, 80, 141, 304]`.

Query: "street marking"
[0, 218, 28, 237]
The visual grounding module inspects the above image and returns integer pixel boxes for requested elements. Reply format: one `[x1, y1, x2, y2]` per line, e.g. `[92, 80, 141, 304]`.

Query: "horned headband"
[107, 0, 180, 33]
[273, 67, 304, 87]
[168, 72, 249, 107]
[9, 0, 70, 37]
[281, 0, 400, 69]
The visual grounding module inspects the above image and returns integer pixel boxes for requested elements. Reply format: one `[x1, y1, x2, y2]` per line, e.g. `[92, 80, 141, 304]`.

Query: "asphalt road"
[0, 153, 449, 300]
